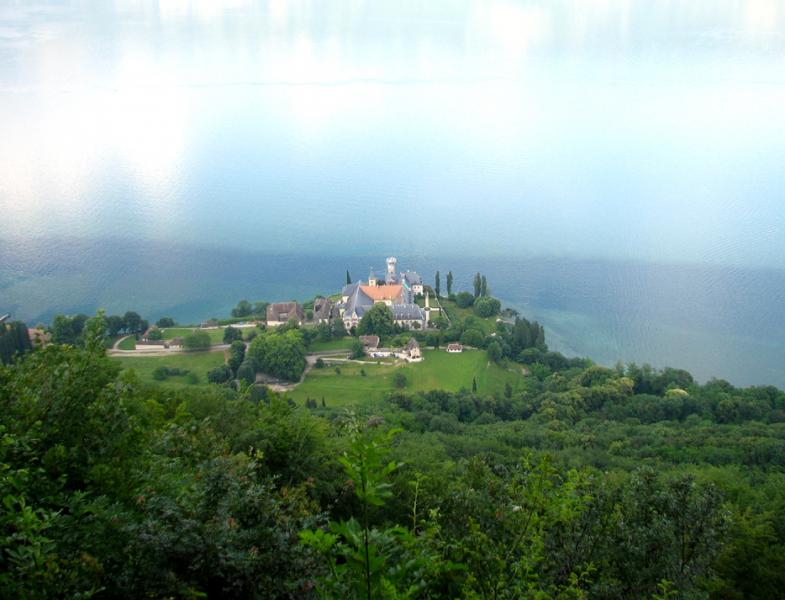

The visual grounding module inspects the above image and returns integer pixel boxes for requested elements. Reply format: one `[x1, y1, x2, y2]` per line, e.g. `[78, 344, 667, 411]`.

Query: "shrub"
[455, 292, 475, 308]
[473, 296, 501, 318]
[207, 364, 232, 384]
[315, 358, 325, 369]
[237, 360, 256, 385]
[350, 339, 365, 359]
[393, 372, 407, 389]
[223, 327, 242, 344]
[460, 329, 484, 348]
[184, 331, 211, 350]
[153, 366, 168, 381]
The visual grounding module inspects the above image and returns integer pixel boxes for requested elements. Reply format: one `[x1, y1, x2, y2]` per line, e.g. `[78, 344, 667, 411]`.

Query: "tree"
[393, 372, 408, 389]
[346, 270, 352, 285]
[207, 364, 232, 384]
[51, 313, 89, 345]
[253, 301, 268, 317]
[156, 317, 175, 328]
[446, 271, 453, 296]
[231, 300, 253, 318]
[487, 340, 503, 363]
[473, 272, 482, 298]
[0, 321, 32, 364]
[237, 359, 256, 384]
[331, 317, 346, 338]
[123, 311, 143, 333]
[473, 296, 501, 318]
[183, 331, 211, 350]
[223, 327, 242, 344]
[455, 291, 475, 309]
[435, 271, 441, 297]
[472, 377, 477, 393]
[357, 303, 395, 337]
[146, 328, 163, 341]
[460, 329, 484, 347]
[227, 340, 246, 374]
[350, 339, 365, 359]
[481, 275, 488, 297]
[106, 315, 125, 336]
[247, 329, 307, 381]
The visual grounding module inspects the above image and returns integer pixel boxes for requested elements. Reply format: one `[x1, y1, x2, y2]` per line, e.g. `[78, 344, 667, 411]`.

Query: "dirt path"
[107, 344, 229, 357]
[112, 335, 132, 350]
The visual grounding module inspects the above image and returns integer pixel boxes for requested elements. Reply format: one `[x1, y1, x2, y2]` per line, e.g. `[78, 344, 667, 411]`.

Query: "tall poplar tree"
[473, 273, 482, 298]
[446, 271, 453, 296]
[481, 275, 488, 297]
[435, 271, 441, 297]
[346, 270, 352, 285]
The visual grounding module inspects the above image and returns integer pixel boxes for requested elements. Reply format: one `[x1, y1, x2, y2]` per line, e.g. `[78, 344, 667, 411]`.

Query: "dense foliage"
[357, 303, 396, 337]
[3, 284, 785, 598]
[247, 328, 307, 381]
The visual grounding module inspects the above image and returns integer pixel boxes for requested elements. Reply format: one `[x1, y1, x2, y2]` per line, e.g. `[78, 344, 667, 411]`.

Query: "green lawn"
[288, 349, 525, 408]
[111, 350, 226, 388]
[161, 327, 226, 344]
[308, 338, 355, 352]
[117, 335, 136, 350]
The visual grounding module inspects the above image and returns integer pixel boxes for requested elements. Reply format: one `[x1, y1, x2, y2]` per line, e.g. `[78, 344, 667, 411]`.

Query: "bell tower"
[386, 257, 397, 283]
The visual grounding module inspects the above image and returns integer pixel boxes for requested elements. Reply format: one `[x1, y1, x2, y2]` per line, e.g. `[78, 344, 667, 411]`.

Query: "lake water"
[1, 1, 784, 387]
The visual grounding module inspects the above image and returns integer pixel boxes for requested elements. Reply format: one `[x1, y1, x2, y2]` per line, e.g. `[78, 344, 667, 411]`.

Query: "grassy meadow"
[112, 349, 227, 388]
[160, 327, 226, 344]
[288, 349, 526, 407]
[307, 338, 356, 353]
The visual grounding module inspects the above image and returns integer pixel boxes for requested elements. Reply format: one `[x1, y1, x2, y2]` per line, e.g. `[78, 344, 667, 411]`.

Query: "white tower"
[386, 257, 397, 283]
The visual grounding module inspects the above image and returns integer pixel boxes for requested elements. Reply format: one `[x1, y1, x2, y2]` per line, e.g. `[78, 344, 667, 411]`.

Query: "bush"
[393, 372, 408, 389]
[315, 358, 325, 369]
[223, 327, 242, 344]
[237, 360, 256, 385]
[455, 292, 475, 308]
[207, 364, 232, 384]
[156, 317, 175, 328]
[184, 331, 211, 350]
[350, 339, 365, 359]
[460, 329, 484, 348]
[487, 340, 503, 363]
[473, 296, 501, 318]
[153, 366, 168, 381]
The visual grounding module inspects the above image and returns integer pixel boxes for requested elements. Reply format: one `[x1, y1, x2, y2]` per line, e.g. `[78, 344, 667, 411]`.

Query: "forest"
[1, 310, 785, 599]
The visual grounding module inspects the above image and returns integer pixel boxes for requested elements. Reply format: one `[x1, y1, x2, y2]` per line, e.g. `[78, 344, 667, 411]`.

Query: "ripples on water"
[1, 1, 784, 387]
[2, 238, 784, 388]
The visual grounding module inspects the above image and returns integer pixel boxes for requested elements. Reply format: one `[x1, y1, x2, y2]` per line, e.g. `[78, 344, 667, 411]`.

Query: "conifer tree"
[435, 271, 441, 297]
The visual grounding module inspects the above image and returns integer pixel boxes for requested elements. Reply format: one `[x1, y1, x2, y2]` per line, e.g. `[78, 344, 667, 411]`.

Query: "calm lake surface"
[1, 1, 784, 386]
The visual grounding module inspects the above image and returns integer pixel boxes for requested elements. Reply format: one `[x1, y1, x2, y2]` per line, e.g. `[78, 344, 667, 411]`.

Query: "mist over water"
[1, 1, 784, 386]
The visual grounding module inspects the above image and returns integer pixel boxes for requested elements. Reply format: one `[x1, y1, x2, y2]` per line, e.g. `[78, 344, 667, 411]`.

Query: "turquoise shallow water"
[1, 1, 785, 386]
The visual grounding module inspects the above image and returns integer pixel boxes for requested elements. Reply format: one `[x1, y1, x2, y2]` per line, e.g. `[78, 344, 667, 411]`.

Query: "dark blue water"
[2, 238, 783, 388]
[1, 1, 785, 387]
